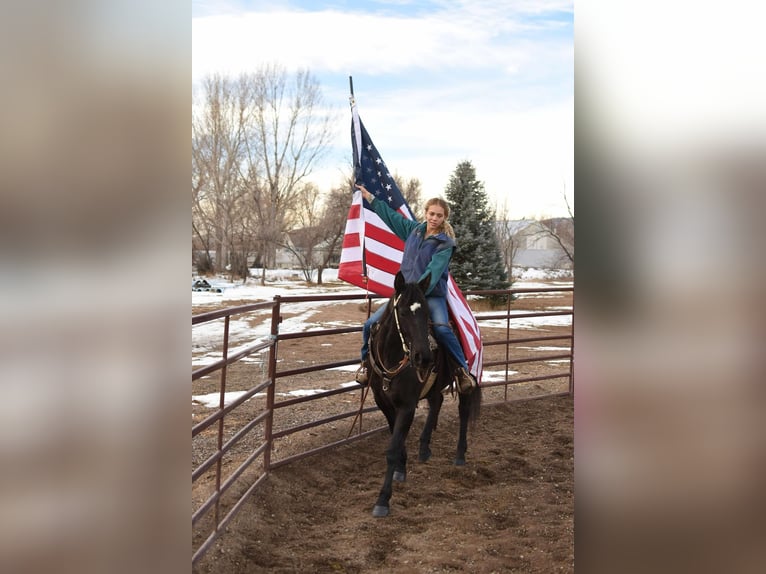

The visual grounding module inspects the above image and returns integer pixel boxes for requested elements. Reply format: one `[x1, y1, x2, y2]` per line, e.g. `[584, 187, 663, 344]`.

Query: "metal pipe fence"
[191, 285, 573, 565]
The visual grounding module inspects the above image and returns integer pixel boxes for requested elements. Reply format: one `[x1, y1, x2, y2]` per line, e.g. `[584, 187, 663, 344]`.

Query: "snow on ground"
[192, 268, 571, 405]
[192, 267, 572, 362]
[192, 368, 521, 407]
[477, 312, 572, 330]
[192, 268, 362, 307]
[512, 267, 573, 281]
[192, 268, 572, 307]
[510, 267, 573, 289]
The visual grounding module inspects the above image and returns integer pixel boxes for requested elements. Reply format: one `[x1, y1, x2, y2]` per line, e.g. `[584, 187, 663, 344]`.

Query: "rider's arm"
[368, 195, 419, 241]
[420, 243, 453, 296]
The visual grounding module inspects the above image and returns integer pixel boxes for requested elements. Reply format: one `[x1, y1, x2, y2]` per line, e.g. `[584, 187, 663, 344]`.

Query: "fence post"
[504, 288, 512, 402]
[264, 297, 281, 471]
[569, 308, 575, 396]
[214, 315, 231, 528]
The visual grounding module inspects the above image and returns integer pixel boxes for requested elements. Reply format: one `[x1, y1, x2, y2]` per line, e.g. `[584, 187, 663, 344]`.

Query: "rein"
[347, 297, 410, 438]
[368, 295, 410, 385]
[368, 294, 431, 388]
[391, 295, 409, 354]
[347, 289, 437, 437]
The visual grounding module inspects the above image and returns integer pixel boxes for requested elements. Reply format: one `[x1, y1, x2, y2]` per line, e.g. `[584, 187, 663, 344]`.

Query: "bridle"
[348, 290, 437, 437]
[348, 292, 434, 437]
[368, 294, 432, 387]
[391, 295, 410, 355]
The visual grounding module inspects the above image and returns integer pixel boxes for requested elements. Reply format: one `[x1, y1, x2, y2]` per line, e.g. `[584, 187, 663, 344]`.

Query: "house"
[274, 228, 341, 269]
[500, 218, 574, 270]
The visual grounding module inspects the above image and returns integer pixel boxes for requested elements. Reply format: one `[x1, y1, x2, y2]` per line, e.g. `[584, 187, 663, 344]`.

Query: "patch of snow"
[193, 370, 524, 409]
[192, 391, 249, 408]
[512, 267, 573, 281]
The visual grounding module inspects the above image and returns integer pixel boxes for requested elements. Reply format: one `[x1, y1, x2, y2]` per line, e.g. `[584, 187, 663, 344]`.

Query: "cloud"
[192, 1, 573, 217]
[193, 3, 571, 81]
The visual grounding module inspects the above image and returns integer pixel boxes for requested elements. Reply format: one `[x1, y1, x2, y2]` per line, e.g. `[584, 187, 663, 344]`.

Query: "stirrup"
[355, 363, 369, 385]
[456, 368, 476, 394]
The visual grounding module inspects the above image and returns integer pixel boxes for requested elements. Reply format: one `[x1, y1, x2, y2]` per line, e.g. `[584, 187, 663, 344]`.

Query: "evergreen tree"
[444, 161, 510, 295]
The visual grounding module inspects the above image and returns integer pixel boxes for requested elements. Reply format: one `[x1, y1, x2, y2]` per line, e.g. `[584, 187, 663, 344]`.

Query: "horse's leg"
[455, 392, 471, 466]
[373, 405, 416, 518]
[394, 445, 407, 483]
[418, 390, 443, 462]
[371, 383, 396, 431]
[387, 406, 407, 482]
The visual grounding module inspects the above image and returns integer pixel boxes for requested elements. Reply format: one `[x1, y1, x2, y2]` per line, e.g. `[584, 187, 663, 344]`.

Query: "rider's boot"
[355, 362, 369, 385]
[455, 367, 477, 394]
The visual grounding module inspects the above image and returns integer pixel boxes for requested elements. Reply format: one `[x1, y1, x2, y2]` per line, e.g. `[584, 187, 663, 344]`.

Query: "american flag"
[338, 98, 483, 382]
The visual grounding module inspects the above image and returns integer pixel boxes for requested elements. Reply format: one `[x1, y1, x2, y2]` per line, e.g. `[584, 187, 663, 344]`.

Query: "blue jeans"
[360, 295, 468, 370]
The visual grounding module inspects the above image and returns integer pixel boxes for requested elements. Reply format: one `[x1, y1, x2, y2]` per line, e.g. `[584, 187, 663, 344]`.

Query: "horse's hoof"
[418, 452, 431, 463]
[393, 471, 406, 482]
[454, 458, 466, 466]
[372, 505, 389, 518]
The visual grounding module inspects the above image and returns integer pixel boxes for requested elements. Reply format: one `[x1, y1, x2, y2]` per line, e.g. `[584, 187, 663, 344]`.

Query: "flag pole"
[348, 76, 369, 292]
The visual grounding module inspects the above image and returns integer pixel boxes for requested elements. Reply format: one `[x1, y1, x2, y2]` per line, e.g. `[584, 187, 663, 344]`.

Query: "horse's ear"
[418, 273, 431, 294]
[394, 271, 405, 292]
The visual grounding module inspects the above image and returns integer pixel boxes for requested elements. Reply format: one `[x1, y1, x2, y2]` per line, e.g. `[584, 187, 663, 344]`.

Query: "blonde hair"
[423, 197, 455, 239]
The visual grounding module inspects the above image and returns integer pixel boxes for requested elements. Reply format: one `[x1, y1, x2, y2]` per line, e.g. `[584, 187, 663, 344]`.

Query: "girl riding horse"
[354, 184, 477, 394]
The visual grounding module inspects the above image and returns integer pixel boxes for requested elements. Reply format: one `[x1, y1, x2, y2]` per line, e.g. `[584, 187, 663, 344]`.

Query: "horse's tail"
[467, 384, 482, 428]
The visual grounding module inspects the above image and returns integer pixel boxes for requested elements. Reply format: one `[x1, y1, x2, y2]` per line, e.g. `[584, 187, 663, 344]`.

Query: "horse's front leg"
[394, 443, 407, 483]
[419, 391, 444, 462]
[373, 405, 416, 518]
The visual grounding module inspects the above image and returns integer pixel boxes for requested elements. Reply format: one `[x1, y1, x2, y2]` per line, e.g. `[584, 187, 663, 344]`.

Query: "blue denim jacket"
[370, 199, 455, 297]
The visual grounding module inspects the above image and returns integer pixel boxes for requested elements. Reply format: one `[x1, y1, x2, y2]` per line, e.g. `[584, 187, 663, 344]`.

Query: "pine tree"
[444, 161, 510, 296]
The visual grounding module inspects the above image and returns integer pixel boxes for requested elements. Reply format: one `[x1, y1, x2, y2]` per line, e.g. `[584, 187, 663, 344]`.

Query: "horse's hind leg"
[418, 391, 444, 462]
[455, 393, 471, 466]
[373, 406, 416, 518]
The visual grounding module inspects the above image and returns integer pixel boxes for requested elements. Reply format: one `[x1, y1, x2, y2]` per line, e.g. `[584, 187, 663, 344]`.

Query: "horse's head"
[391, 271, 433, 371]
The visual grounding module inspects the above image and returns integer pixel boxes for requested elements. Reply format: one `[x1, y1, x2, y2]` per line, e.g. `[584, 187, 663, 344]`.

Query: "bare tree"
[392, 173, 422, 210]
[281, 182, 325, 281]
[282, 178, 356, 284]
[243, 65, 336, 285]
[192, 74, 251, 277]
[192, 67, 336, 282]
[494, 200, 522, 282]
[530, 191, 574, 266]
[314, 184, 354, 284]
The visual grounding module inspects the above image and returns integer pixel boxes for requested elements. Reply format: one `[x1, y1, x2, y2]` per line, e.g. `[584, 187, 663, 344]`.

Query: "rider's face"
[425, 205, 445, 234]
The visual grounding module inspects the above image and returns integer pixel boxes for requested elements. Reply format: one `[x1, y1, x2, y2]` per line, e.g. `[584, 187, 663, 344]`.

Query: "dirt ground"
[193, 285, 573, 573]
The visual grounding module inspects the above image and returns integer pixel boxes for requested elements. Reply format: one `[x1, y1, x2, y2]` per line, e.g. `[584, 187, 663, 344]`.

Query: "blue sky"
[192, 1, 573, 219]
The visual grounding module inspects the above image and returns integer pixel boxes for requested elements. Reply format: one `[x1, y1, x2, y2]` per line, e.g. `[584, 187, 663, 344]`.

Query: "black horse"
[363, 271, 482, 517]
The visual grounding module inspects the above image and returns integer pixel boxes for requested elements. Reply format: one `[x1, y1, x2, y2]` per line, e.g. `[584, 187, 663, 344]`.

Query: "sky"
[192, 0, 573, 219]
